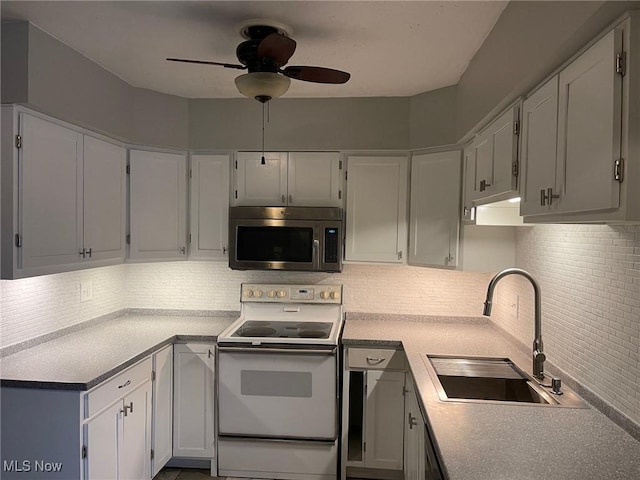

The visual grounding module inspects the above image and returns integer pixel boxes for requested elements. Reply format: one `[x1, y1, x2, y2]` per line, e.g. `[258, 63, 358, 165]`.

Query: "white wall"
[490, 224, 640, 424]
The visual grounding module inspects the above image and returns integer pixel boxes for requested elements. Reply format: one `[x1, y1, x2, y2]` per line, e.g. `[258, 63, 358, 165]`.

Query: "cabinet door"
[190, 154, 230, 260]
[85, 401, 121, 480]
[520, 76, 560, 216]
[152, 345, 173, 477]
[403, 374, 426, 480]
[129, 150, 187, 261]
[19, 113, 83, 270]
[364, 370, 405, 471]
[475, 105, 519, 200]
[556, 28, 623, 214]
[234, 152, 287, 206]
[173, 344, 215, 458]
[83, 136, 126, 262]
[461, 144, 477, 222]
[409, 151, 461, 268]
[287, 152, 342, 206]
[345, 156, 408, 263]
[120, 382, 152, 480]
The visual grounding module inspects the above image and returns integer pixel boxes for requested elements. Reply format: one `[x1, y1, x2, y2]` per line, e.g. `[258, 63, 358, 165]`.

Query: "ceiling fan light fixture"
[235, 72, 291, 102]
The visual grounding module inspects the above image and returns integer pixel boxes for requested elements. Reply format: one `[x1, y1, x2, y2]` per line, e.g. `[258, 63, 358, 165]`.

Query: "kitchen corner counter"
[0, 311, 237, 390]
[342, 314, 640, 480]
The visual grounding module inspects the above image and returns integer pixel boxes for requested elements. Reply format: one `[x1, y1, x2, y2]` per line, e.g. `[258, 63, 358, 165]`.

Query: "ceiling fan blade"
[166, 58, 246, 70]
[282, 66, 351, 84]
[257, 33, 297, 66]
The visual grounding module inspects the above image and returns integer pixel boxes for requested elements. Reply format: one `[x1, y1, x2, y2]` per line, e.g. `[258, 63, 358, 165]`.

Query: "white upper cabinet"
[345, 155, 408, 263]
[83, 135, 127, 263]
[409, 150, 461, 268]
[233, 151, 342, 207]
[555, 28, 623, 215]
[520, 75, 560, 216]
[129, 149, 188, 261]
[473, 103, 520, 204]
[461, 144, 477, 222]
[18, 113, 83, 271]
[521, 25, 632, 221]
[0, 108, 126, 279]
[287, 152, 342, 206]
[189, 154, 230, 260]
[234, 151, 288, 206]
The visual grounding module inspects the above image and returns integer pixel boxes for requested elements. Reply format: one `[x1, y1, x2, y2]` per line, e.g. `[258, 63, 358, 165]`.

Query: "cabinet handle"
[222, 246, 227, 255]
[288, 194, 293, 204]
[86, 248, 92, 258]
[180, 246, 186, 255]
[479, 179, 491, 192]
[118, 379, 131, 389]
[281, 194, 286, 203]
[540, 187, 560, 206]
[122, 401, 133, 417]
[408, 413, 418, 429]
[366, 356, 385, 364]
[79, 248, 86, 258]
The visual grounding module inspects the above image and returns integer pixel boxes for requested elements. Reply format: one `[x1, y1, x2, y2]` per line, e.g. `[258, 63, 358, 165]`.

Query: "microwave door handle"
[313, 239, 320, 269]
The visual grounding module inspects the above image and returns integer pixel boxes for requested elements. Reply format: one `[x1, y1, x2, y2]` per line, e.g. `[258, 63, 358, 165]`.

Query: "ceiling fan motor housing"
[236, 25, 281, 73]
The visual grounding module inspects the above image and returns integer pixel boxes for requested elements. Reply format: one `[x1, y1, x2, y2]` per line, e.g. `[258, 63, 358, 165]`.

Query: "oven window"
[241, 370, 312, 398]
[236, 226, 313, 262]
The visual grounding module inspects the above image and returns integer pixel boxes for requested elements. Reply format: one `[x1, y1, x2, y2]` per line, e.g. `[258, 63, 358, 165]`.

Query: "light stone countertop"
[0, 312, 237, 390]
[342, 314, 640, 480]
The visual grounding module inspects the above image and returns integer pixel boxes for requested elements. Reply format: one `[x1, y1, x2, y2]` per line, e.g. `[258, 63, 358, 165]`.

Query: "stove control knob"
[267, 290, 277, 298]
[277, 290, 287, 298]
[320, 291, 330, 300]
[253, 289, 264, 298]
[243, 289, 253, 298]
[330, 291, 340, 300]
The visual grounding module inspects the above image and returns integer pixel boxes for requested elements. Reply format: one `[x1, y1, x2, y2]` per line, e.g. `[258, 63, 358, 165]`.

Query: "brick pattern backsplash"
[0, 265, 126, 349]
[491, 224, 640, 424]
[125, 262, 493, 316]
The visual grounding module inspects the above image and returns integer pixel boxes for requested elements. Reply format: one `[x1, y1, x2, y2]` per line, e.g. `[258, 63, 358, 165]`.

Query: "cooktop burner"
[231, 320, 333, 339]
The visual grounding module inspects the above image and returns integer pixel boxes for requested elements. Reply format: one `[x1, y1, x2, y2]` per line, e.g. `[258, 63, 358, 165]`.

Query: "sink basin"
[426, 356, 558, 405]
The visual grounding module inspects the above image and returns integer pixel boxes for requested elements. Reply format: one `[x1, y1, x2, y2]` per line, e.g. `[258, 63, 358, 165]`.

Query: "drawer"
[86, 357, 152, 418]
[347, 348, 405, 370]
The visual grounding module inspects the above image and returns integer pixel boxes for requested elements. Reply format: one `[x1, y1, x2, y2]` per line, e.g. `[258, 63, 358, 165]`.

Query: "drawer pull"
[118, 380, 131, 389]
[366, 356, 385, 364]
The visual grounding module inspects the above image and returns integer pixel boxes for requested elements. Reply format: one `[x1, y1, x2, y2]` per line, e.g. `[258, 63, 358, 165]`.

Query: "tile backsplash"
[1, 224, 638, 428]
[491, 224, 640, 425]
[0, 265, 126, 348]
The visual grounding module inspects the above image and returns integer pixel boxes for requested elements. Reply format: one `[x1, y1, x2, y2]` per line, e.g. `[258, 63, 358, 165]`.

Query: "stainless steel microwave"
[229, 207, 343, 272]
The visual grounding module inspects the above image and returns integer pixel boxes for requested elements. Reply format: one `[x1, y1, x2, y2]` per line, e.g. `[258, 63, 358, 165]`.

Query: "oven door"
[217, 347, 338, 440]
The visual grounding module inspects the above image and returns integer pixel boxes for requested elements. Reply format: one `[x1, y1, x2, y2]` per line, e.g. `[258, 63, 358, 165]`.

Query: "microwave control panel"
[324, 227, 340, 264]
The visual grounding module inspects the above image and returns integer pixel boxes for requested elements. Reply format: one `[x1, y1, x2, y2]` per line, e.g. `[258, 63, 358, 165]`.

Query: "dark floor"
[152, 468, 221, 480]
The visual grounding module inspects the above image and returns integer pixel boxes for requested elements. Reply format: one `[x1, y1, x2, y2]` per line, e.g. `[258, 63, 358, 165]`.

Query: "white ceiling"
[1, 1, 508, 99]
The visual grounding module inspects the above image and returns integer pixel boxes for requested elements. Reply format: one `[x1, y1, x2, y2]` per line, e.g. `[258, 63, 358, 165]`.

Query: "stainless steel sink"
[425, 355, 587, 407]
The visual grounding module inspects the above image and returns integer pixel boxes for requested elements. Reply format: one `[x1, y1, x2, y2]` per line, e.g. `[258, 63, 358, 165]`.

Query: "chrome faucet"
[483, 268, 546, 380]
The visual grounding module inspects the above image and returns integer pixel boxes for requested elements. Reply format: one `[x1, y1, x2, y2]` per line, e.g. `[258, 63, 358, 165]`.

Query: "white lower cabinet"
[173, 343, 216, 460]
[403, 374, 425, 480]
[343, 348, 406, 479]
[84, 358, 153, 480]
[151, 345, 173, 476]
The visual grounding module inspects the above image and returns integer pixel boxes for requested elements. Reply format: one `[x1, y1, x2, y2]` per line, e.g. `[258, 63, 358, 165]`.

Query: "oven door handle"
[218, 346, 337, 355]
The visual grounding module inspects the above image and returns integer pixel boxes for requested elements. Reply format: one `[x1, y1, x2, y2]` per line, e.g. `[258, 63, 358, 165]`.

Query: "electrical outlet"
[80, 281, 93, 303]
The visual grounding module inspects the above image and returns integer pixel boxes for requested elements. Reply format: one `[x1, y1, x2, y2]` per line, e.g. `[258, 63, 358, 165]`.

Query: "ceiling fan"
[167, 20, 351, 103]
